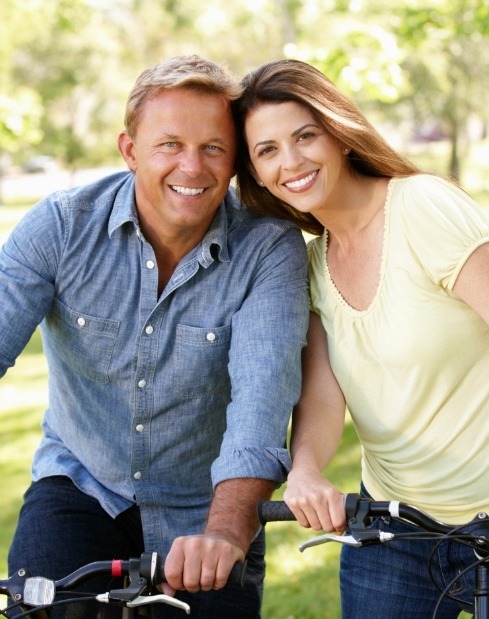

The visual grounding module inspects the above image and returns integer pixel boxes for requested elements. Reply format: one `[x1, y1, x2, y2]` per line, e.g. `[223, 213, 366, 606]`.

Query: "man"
[2, 55, 309, 617]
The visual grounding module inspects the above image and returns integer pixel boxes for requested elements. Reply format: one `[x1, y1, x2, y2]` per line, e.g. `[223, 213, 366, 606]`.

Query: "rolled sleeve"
[211, 446, 292, 486]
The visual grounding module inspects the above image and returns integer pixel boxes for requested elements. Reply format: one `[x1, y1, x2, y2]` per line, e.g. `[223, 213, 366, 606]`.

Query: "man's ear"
[117, 130, 137, 172]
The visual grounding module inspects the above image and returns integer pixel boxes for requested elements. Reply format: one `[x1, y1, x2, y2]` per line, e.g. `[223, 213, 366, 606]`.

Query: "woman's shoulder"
[391, 173, 457, 196]
[391, 173, 485, 215]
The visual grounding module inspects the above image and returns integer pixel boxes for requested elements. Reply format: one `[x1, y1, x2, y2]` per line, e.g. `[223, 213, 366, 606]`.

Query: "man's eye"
[204, 145, 223, 153]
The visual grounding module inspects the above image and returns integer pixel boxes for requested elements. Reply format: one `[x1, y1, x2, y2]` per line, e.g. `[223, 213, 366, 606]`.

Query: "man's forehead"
[136, 90, 236, 141]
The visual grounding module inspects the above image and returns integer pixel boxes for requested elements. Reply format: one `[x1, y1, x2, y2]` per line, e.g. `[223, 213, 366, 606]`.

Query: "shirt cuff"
[211, 446, 292, 489]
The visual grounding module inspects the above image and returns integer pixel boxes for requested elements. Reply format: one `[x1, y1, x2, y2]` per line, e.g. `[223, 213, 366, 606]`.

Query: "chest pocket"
[48, 298, 120, 384]
[174, 323, 231, 398]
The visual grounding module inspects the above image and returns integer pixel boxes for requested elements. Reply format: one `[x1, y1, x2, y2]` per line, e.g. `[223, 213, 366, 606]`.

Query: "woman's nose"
[282, 146, 303, 170]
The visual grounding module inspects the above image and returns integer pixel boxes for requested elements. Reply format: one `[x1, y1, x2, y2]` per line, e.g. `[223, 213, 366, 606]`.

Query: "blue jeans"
[8, 477, 264, 618]
[340, 488, 476, 618]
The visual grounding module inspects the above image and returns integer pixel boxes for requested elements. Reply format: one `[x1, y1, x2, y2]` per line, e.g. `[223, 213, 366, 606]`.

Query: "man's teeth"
[171, 186, 205, 195]
[285, 172, 317, 189]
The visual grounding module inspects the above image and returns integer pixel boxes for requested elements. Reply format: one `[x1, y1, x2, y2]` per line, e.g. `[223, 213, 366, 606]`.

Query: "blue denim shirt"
[0, 171, 309, 555]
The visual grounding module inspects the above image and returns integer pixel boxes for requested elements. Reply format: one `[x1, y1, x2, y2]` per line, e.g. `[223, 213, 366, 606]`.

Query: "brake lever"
[96, 592, 191, 614]
[299, 534, 362, 551]
[127, 594, 191, 614]
[299, 530, 395, 552]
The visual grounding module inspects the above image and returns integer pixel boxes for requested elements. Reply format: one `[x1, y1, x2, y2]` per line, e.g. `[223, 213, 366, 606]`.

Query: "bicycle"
[0, 551, 247, 618]
[258, 493, 489, 619]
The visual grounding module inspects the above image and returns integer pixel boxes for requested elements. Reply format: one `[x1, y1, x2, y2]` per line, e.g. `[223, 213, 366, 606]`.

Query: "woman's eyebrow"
[291, 123, 321, 137]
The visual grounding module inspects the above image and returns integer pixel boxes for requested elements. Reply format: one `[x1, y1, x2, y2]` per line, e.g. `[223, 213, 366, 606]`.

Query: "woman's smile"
[283, 170, 319, 191]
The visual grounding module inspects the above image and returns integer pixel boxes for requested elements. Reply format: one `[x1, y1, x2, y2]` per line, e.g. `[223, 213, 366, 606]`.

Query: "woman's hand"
[284, 469, 346, 534]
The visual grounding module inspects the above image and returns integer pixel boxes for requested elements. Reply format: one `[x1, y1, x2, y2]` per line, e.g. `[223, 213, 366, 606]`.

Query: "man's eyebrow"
[206, 137, 229, 144]
[157, 134, 229, 144]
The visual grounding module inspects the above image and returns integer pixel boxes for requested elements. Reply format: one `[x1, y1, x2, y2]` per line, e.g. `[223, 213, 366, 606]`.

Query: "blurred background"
[1, 1, 488, 617]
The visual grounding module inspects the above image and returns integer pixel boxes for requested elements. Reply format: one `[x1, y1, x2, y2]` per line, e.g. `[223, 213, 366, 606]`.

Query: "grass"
[1, 141, 487, 617]
[0, 328, 47, 577]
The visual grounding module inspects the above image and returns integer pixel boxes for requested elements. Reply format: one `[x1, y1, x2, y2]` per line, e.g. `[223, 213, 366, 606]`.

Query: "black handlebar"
[257, 500, 295, 525]
[0, 552, 247, 612]
[258, 493, 489, 551]
[47, 553, 246, 590]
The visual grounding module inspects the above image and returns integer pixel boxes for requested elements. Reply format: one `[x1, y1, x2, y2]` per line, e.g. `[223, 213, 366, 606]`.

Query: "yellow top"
[309, 174, 489, 524]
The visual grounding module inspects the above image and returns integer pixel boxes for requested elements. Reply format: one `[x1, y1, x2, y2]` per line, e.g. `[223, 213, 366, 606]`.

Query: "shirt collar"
[108, 173, 139, 238]
[108, 174, 233, 266]
[198, 199, 230, 267]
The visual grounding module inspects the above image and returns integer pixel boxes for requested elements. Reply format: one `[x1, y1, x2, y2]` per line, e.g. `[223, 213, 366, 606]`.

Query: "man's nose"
[178, 148, 205, 177]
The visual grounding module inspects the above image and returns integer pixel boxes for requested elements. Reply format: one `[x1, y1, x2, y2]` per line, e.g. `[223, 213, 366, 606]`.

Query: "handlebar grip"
[151, 554, 248, 588]
[257, 500, 296, 526]
[230, 560, 247, 588]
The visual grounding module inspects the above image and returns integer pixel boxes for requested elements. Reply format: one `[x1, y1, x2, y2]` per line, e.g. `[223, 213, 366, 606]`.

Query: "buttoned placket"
[130, 233, 205, 499]
[130, 234, 159, 489]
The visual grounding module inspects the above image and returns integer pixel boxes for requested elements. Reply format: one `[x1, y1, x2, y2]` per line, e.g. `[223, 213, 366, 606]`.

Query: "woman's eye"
[298, 132, 315, 141]
[258, 145, 275, 157]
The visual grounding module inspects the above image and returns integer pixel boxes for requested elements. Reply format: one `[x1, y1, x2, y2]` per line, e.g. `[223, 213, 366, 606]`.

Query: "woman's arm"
[453, 241, 489, 324]
[284, 312, 347, 534]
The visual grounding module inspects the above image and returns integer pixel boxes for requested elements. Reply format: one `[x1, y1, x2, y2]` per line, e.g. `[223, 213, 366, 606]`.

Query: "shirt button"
[136, 424, 144, 432]
[146, 260, 155, 269]
[138, 379, 146, 388]
[145, 325, 154, 335]
[133, 471, 142, 480]
[77, 317, 86, 327]
[206, 332, 216, 342]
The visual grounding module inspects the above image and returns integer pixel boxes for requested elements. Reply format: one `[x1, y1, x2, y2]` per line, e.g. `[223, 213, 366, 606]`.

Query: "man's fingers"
[164, 534, 243, 592]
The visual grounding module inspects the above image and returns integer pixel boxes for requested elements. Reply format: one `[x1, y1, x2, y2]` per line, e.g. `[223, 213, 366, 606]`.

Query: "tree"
[11, 0, 130, 171]
[394, 0, 489, 181]
[0, 0, 45, 202]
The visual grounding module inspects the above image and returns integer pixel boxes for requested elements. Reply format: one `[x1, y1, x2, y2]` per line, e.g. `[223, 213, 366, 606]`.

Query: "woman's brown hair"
[233, 59, 422, 236]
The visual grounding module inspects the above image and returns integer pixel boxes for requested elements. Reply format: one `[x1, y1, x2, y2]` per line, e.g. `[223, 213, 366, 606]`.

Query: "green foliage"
[2, 0, 489, 178]
[391, 0, 489, 179]
[0, 92, 43, 154]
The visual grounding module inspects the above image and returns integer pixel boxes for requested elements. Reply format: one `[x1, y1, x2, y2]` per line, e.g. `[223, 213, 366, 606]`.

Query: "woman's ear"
[248, 163, 265, 187]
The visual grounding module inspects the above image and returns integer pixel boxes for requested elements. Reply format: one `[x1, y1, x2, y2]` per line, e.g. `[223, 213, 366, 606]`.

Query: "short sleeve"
[307, 235, 324, 313]
[397, 175, 489, 290]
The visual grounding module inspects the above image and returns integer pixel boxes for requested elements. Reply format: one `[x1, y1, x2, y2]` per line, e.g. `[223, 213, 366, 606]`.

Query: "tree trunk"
[448, 122, 460, 183]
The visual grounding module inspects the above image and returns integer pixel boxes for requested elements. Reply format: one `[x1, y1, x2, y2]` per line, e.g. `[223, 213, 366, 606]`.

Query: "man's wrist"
[204, 478, 275, 552]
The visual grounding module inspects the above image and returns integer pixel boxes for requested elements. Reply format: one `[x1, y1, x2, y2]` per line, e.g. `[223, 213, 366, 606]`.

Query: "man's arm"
[0, 197, 60, 376]
[165, 223, 309, 594]
[164, 478, 275, 592]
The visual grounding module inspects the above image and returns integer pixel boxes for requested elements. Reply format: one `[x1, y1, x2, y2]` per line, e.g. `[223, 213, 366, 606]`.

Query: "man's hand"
[163, 532, 245, 593]
[162, 478, 275, 595]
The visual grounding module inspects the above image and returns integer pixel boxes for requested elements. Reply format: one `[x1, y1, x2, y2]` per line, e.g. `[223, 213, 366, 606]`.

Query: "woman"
[233, 58, 489, 618]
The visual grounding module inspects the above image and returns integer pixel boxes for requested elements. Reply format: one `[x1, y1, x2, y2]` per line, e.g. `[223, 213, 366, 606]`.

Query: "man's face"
[119, 88, 236, 241]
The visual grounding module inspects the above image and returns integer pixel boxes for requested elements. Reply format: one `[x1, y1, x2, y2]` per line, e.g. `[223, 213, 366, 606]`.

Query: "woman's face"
[245, 100, 349, 217]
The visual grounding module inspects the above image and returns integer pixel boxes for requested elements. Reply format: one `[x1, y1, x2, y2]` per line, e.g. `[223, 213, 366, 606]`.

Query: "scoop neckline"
[322, 177, 395, 317]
